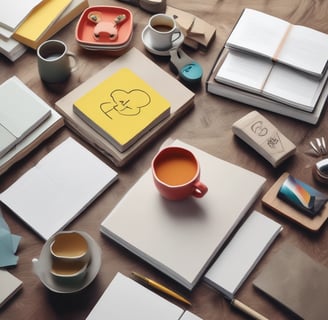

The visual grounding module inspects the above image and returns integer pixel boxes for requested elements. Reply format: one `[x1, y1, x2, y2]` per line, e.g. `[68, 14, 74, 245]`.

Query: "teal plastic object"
[169, 48, 203, 84]
[180, 62, 203, 83]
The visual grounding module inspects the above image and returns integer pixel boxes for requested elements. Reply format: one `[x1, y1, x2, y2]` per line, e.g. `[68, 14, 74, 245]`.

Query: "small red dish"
[75, 6, 133, 48]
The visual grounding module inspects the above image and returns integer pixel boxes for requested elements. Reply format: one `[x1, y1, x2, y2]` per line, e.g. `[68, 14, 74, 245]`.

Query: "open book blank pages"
[226, 8, 328, 77]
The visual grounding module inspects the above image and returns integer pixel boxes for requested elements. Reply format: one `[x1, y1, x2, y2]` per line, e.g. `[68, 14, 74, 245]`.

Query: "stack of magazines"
[206, 8, 328, 124]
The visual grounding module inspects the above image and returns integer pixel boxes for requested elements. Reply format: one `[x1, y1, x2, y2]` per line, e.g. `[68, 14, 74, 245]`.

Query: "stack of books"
[206, 8, 328, 124]
[0, 0, 41, 38]
[0, 0, 41, 60]
[0, 0, 88, 60]
[55, 47, 195, 167]
[13, 0, 88, 50]
[0, 76, 64, 175]
[72, 67, 171, 153]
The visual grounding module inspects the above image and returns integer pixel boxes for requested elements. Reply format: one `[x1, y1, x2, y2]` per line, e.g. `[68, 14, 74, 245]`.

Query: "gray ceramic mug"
[37, 40, 78, 83]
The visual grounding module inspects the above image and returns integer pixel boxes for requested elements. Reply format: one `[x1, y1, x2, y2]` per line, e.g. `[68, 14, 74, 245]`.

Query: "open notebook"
[226, 8, 328, 77]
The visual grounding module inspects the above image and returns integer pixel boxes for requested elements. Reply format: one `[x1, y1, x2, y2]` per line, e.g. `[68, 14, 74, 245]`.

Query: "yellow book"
[32, 0, 88, 50]
[13, 0, 72, 48]
[73, 68, 171, 152]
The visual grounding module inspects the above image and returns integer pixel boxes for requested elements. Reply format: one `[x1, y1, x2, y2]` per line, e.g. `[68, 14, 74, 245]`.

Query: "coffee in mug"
[152, 25, 173, 32]
[152, 146, 208, 200]
[148, 13, 182, 51]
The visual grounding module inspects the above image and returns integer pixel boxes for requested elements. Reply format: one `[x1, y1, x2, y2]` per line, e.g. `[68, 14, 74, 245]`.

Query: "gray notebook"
[253, 242, 328, 320]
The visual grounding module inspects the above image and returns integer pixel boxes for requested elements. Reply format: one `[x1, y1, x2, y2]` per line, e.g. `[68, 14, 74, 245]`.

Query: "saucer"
[141, 26, 185, 56]
[32, 231, 101, 294]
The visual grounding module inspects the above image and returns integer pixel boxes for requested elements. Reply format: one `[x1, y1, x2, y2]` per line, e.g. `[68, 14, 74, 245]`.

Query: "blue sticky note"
[0, 229, 19, 267]
[0, 213, 21, 267]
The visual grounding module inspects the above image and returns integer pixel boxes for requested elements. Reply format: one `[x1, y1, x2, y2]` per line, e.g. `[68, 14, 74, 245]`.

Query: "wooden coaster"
[262, 172, 328, 232]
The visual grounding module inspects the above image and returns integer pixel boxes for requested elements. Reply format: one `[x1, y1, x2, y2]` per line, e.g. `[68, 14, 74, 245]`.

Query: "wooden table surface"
[1, 1, 328, 319]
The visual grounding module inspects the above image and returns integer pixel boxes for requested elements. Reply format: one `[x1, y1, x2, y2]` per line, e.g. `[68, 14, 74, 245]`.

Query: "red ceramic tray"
[75, 6, 133, 47]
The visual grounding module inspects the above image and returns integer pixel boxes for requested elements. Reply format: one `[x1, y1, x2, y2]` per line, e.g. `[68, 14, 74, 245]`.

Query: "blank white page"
[0, 137, 118, 240]
[204, 211, 282, 299]
[86, 273, 184, 320]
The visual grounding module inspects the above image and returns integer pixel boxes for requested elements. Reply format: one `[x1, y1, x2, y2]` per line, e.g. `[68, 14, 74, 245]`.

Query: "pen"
[131, 271, 192, 306]
[231, 298, 269, 320]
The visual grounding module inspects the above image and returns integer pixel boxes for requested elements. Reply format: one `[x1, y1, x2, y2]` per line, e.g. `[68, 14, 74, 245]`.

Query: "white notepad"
[0, 76, 51, 158]
[0, 269, 22, 308]
[204, 211, 283, 299]
[0, 0, 42, 32]
[180, 311, 203, 320]
[0, 137, 118, 240]
[101, 140, 266, 290]
[87, 272, 201, 320]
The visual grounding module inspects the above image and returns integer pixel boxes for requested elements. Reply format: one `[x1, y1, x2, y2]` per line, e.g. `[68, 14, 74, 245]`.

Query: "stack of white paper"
[0, 137, 118, 240]
[0, 76, 64, 175]
[0, 0, 41, 60]
[216, 50, 328, 112]
[0, 76, 51, 157]
[207, 8, 328, 124]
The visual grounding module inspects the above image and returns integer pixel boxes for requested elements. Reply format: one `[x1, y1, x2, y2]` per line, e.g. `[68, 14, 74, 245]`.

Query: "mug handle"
[192, 181, 208, 198]
[172, 28, 182, 43]
[67, 51, 78, 72]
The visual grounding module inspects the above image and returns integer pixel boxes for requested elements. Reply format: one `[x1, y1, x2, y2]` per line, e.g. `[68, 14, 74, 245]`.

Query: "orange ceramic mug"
[152, 146, 208, 200]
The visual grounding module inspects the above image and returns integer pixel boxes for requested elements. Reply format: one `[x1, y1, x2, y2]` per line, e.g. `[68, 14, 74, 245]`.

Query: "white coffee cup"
[37, 40, 78, 83]
[147, 13, 182, 51]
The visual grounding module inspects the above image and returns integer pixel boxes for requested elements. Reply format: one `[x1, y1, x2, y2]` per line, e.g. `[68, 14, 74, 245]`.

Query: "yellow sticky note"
[73, 68, 171, 151]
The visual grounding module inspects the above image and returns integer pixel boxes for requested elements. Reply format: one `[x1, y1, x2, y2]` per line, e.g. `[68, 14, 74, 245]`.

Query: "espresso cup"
[51, 258, 88, 284]
[37, 40, 78, 83]
[152, 146, 208, 200]
[50, 231, 90, 264]
[50, 231, 90, 283]
[148, 13, 182, 51]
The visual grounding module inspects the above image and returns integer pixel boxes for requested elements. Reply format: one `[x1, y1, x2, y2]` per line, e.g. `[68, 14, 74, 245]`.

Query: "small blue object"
[169, 48, 203, 84]
[180, 62, 203, 83]
[0, 213, 21, 267]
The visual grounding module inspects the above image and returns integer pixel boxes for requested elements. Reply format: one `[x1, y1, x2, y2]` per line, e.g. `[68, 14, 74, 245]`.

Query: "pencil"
[231, 298, 269, 320]
[131, 271, 192, 306]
